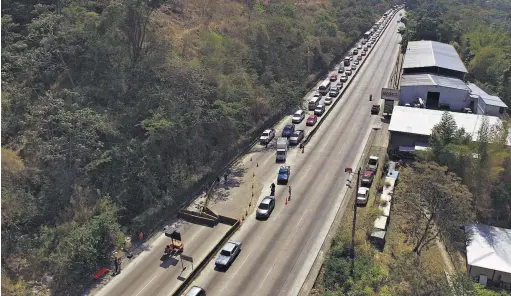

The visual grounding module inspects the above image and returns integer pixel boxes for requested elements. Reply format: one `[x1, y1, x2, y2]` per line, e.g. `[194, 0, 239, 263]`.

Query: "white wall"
[469, 265, 511, 284]
[399, 85, 470, 111]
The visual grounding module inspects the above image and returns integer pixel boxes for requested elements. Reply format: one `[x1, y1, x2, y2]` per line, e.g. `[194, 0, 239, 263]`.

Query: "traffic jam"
[184, 7, 401, 296]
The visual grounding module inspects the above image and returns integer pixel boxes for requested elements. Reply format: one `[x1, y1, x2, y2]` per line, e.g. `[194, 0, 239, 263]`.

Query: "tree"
[442, 272, 511, 296]
[395, 162, 475, 255]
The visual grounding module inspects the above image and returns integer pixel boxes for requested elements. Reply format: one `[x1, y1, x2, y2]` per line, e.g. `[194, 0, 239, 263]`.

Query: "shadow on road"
[159, 256, 179, 268]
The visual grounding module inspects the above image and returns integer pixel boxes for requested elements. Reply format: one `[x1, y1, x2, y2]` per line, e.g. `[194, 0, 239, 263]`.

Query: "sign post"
[381, 88, 400, 116]
[180, 254, 194, 270]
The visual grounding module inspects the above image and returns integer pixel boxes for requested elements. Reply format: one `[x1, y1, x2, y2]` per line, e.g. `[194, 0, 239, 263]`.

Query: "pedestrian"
[113, 257, 119, 275]
[117, 257, 122, 274]
[302, 144, 305, 153]
[224, 173, 228, 184]
[216, 176, 221, 184]
[271, 183, 276, 190]
[138, 232, 144, 241]
[288, 186, 292, 196]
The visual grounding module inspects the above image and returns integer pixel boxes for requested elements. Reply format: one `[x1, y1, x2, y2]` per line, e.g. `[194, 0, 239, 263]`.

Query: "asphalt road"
[187, 10, 403, 296]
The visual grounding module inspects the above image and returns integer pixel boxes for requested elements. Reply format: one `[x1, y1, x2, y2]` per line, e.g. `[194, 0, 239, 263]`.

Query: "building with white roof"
[397, 41, 507, 116]
[465, 224, 511, 289]
[388, 106, 502, 150]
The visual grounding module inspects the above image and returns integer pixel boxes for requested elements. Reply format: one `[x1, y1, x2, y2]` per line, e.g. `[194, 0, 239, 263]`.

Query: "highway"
[187, 10, 403, 296]
[92, 9, 403, 296]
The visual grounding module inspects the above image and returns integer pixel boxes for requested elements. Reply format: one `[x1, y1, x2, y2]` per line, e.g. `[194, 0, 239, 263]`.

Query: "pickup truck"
[361, 170, 375, 186]
[260, 129, 275, 144]
[367, 156, 379, 171]
[277, 166, 291, 184]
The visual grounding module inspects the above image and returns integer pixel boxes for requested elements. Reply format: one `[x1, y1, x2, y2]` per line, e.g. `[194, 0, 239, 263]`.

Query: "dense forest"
[316, 0, 511, 295]
[1, 0, 396, 294]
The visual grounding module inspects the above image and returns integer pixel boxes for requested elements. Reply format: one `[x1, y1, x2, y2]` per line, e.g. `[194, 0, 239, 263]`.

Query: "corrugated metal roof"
[465, 224, 511, 273]
[468, 83, 508, 108]
[403, 41, 468, 73]
[400, 74, 469, 90]
[389, 106, 502, 141]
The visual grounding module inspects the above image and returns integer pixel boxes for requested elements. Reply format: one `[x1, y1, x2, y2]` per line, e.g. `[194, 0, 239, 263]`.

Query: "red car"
[361, 170, 375, 186]
[306, 114, 318, 126]
[329, 74, 338, 82]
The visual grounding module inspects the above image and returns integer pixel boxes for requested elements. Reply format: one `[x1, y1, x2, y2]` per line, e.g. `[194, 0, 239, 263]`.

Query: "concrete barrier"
[177, 210, 218, 227]
[218, 215, 239, 226]
[172, 221, 241, 296]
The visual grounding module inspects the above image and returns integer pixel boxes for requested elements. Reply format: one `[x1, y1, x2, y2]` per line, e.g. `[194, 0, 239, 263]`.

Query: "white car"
[259, 129, 275, 144]
[340, 74, 348, 82]
[324, 97, 333, 105]
[356, 187, 370, 205]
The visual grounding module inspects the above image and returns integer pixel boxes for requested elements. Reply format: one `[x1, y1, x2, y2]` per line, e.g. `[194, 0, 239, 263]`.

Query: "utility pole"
[345, 166, 361, 277]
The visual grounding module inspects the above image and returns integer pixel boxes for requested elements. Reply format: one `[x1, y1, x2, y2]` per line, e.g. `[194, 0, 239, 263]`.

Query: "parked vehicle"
[276, 137, 289, 162]
[215, 241, 242, 269]
[289, 130, 305, 145]
[256, 196, 275, 219]
[292, 110, 305, 123]
[361, 170, 375, 186]
[367, 156, 379, 171]
[356, 187, 370, 205]
[306, 114, 317, 126]
[371, 105, 380, 114]
[259, 129, 275, 144]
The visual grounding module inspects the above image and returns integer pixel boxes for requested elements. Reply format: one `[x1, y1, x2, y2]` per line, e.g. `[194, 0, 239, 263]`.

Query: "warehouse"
[398, 41, 507, 116]
[388, 106, 502, 151]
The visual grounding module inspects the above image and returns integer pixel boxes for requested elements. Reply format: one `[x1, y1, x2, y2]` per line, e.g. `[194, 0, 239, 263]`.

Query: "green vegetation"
[399, 0, 511, 107]
[1, 0, 397, 293]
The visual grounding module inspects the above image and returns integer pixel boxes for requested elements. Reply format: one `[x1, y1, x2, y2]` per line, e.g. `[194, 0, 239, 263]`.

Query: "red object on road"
[94, 268, 110, 280]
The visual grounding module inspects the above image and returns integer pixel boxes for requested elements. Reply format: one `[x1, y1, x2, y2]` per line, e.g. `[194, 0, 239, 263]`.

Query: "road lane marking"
[187, 226, 205, 243]
[134, 275, 156, 296]
[230, 250, 253, 278]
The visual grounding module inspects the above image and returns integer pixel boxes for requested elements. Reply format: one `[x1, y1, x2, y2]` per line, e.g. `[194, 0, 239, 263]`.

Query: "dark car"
[361, 170, 375, 186]
[289, 130, 305, 145]
[371, 105, 380, 114]
[329, 89, 339, 97]
[282, 124, 295, 137]
[314, 104, 325, 116]
[306, 114, 317, 126]
[277, 166, 291, 184]
[338, 67, 345, 73]
[215, 241, 242, 269]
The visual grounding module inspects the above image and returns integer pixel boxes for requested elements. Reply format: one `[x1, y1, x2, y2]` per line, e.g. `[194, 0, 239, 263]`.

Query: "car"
[361, 51, 366, 56]
[353, 60, 359, 65]
[356, 187, 370, 205]
[329, 73, 338, 82]
[340, 74, 348, 82]
[345, 69, 352, 76]
[371, 104, 380, 114]
[277, 166, 291, 184]
[314, 104, 325, 116]
[329, 89, 339, 97]
[289, 130, 304, 145]
[357, 55, 362, 60]
[282, 124, 295, 137]
[338, 67, 344, 73]
[306, 114, 317, 126]
[292, 110, 305, 123]
[351, 64, 357, 70]
[324, 97, 333, 105]
[256, 196, 275, 219]
[259, 129, 275, 144]
[361, 170, 375, 186]
[215, 241, 242, 269]
[349, 56, 353, 61]
[367, 155, 379, 171]
[335, 82, 344, 90]
[185, 286, 206, 296]
[367, 43, 372, 48]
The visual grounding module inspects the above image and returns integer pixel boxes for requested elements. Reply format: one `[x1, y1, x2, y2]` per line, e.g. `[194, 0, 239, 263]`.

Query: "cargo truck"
[276, 137, 289, 162]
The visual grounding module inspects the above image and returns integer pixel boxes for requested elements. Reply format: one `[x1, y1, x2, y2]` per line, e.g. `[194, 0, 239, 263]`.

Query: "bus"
[364, 31, 371, 40]
[344, 57, 351, 66]
[318, 80, 331, 96]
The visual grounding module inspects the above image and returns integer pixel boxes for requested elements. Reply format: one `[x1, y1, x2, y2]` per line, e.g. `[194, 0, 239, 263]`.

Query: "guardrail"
[301, 12, 394, 149]
[172, 220, 241, 296]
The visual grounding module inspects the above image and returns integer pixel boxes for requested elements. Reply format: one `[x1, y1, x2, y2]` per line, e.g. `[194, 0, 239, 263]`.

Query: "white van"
[292, 110, 305, 123]
[308, 97, 321, 110]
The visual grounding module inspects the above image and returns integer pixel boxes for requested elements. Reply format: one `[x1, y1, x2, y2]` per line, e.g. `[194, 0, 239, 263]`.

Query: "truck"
[383, 99, 394, 116]
[276, 137, 289, 162]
